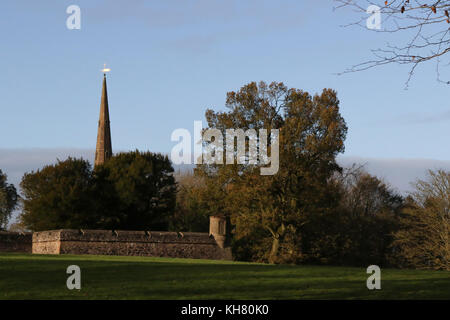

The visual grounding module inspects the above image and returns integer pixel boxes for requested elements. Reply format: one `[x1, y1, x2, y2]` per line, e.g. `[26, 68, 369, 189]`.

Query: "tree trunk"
[269, 236, 280, 264]
[267, 223, 286, 264]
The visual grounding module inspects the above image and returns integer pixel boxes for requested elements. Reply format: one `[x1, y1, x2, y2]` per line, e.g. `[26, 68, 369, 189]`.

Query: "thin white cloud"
[2, 148, 449, 195]
[0, 148, 94, 190]
[86, 0, 313, 52]
[397, 110, 450, 125]
[2, 148, 449, 226]
[338, 156, 450, 193]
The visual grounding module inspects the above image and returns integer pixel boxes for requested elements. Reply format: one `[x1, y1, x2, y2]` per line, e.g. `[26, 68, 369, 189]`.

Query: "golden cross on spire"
[101, 63, 111, 75]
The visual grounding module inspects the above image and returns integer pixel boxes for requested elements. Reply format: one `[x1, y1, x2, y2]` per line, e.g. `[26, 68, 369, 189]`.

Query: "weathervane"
[101, 63, 111, 76]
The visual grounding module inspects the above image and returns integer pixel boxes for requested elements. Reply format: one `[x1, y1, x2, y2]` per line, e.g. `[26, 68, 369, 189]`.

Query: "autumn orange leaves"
[383, 1, 450, 23]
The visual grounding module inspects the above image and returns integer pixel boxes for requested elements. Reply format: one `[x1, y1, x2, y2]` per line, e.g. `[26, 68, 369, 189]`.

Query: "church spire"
[95, 72, 112, 166]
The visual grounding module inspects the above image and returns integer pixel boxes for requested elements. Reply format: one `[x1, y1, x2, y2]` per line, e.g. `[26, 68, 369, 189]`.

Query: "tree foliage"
[170, 171, 210, 232]
[306, 166, 403, 266]
[20, 158, 93, 231]
[20, 151, 176, 231]
[391, 170, 450, 270]
[96, 151, 176, 230]
[168, 81, 447, 269]
[0, 170, 18, 230]
[196, 81, 348, 264]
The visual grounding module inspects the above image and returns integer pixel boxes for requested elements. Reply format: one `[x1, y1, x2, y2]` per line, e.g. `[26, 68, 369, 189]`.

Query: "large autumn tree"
[195, 81, 348, 263]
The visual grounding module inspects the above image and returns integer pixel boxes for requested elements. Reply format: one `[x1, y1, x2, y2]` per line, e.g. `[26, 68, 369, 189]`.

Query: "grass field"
[0, 253, 449, 299]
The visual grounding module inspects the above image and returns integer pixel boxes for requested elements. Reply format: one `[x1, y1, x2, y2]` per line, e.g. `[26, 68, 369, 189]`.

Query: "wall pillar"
[209, 215, 229, 249]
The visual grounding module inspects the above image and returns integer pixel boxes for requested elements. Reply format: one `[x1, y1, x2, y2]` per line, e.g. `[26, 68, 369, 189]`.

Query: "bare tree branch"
[335, 0, 450, 87]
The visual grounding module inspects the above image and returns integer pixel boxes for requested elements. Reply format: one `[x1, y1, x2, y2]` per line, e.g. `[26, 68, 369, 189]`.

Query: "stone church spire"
[95, 73, 112, 166]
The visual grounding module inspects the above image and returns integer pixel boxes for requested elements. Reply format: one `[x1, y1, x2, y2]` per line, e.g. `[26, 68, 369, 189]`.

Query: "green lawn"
[0, 253, 448, 299]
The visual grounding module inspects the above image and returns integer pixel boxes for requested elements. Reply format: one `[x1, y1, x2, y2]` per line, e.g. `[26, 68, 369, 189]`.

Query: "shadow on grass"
[0, 254, 449, 300]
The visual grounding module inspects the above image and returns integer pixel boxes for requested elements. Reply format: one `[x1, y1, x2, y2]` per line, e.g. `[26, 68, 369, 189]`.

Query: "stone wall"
[0, 231, 32, 253]
[33, 229, 232, 260]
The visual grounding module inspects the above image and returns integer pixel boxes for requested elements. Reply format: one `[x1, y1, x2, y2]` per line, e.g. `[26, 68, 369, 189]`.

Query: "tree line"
[0, 81, 448, 270]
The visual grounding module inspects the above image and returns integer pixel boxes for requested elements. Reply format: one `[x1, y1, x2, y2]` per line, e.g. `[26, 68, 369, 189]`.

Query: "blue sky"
[0, 1, 449, 176]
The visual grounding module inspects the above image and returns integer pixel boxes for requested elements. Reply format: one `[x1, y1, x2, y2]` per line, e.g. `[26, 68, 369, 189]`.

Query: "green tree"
[20, 158, 95, 231]
[20, 151, 177, 231]
[20, 158, 92, 231]
[95, 151, 176, 230]
[0, 170, 18, 230]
